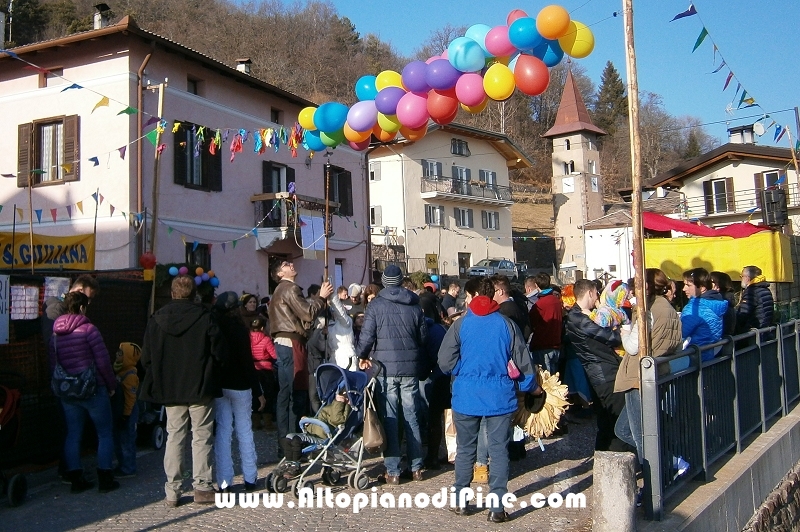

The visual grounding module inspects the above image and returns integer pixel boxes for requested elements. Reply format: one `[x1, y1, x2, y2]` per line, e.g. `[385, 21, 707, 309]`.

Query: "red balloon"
[139, 252, 156, 269]
[427, 89, 459, 121]
[513, 54, 550, 96]
[506, 9, 528, 26]
[431, 106, 458, 125]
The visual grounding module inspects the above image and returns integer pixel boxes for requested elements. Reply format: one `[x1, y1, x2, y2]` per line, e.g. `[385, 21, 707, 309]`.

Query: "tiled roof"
[542, 69, 606, 138]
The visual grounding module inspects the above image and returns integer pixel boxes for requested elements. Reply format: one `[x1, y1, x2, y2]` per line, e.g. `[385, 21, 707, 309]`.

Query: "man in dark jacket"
[736, 265, 775, 333]
[140, 275, 225, 506]
[491, 275, 532, 341]
[564, 279, 625, 451]
[357, 265, 428, 484]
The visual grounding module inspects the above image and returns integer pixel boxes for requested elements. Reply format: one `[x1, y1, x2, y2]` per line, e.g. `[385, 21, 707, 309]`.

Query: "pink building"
[0, 16, 369, 294]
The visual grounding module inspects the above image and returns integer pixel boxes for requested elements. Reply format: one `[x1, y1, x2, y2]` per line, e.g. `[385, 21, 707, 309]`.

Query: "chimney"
[93, 4, 111, 29]
[0, 12, 6, 43]
[728, 124, 757, 145]
[236, 58, 252, 75]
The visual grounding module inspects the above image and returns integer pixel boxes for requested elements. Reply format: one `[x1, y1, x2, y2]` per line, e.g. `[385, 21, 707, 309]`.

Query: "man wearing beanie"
[357, 265, 429, 484]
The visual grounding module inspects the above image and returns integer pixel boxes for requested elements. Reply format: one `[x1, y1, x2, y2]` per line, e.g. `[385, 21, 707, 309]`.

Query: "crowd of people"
[45, 262, 776, 520]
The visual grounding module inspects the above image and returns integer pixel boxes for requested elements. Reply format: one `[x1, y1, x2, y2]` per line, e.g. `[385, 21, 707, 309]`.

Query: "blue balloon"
[430, 275, 439, 282]
[532, 39, 564, 67]
[355, 75, 378, 101]
[507, 52, 521, 72]
[304, 129, 327, 151]
[448, 37, 485, 73]
[313, 102, 349, 132]
[168, 266, 179, 276]
[508, 17, 543, 52]
[209, 277, 220, 288]
[464, 24, 493, 57]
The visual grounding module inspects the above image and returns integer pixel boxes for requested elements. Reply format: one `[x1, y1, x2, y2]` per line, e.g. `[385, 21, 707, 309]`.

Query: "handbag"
[50, 336, 97, 400]
[362, 386, 386, 454]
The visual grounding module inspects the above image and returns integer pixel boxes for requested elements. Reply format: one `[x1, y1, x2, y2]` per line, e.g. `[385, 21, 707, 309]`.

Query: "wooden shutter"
[207, 137, 222, 191]
[420, 159, 427, 177]
[481, 210, 488, 229]
[262, 161, 274, 192]
[453, 207, 460, 226]
[467, 208, 474, 228]
[754, 172, 764, 209]
[495, 212, 500, 231]
[451, 165, 458, 179]
[17, 123, 31, 188]
[424, 205, 431, 224]
[173, 124, 187, 185]
[436, 162, 443, 176]
[465, 168, 471, 181]
[439, 206, 446, 228]
[479, 169, 486, 182]
[339, 170, 353, 216]
[62, 115, 79, 182]
[286, 165, 295, 191]
[725, 177, 735, 212]
[703, 180, 714, 215]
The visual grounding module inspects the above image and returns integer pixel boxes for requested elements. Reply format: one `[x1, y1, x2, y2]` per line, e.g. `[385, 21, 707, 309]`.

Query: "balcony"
[420, 176, 513, 206]
[678, 184, 800, 220]
[249, 192, 338, 249]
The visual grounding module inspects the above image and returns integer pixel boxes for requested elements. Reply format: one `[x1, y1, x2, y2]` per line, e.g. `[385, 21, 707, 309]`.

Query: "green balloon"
[320, 129, 345, 147]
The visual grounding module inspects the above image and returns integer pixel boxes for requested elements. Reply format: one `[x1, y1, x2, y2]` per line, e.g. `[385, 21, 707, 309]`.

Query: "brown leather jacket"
[268, 280, 326, 342]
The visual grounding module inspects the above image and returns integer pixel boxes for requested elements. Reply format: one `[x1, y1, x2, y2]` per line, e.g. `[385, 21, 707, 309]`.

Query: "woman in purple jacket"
[50, 292, 119, 493]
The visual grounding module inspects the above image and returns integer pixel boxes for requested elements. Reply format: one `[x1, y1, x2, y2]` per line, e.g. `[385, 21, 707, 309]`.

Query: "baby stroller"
[267, 363, 375, 497]
[0, 371, 27, 507]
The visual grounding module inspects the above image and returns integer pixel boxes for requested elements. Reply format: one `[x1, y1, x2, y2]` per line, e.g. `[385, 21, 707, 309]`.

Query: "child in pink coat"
[249, 317, 277, 430]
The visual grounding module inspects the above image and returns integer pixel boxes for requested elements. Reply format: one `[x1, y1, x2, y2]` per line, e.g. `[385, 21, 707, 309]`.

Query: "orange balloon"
[195, 267, 204, 276]
[372, 123, 397, 143]
[536, 5, 571, 40]
[461, 98, 488, 113]
[344, 122, 371, 142]
[400, 125, 427, 141]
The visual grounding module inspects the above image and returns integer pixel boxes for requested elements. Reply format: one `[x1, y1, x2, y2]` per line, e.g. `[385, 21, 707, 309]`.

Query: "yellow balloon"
[344, 122, 372, 142]
[299, 106, 317, 131]
[558, 21, 595, 59]
[536, 5, 571, 40]
[375, 70, 403, 91]
[461, 98, 489, 113]
[483, 64, 515, 102]
[377, 112, 402, 133]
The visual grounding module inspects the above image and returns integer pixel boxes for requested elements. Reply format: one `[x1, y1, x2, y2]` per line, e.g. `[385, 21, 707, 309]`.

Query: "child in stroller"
[267, 363, 373, 495]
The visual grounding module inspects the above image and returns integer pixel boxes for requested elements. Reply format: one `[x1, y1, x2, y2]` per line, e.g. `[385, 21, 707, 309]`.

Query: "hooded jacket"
[529, 289, 562, 350]
[250, 331, 277, 371]
[328, 293, 357, 370]
[50, 314, 116, 392]
[215, 309, 261, 395]
[356, 286, 428, 378]
[564, 305, 622, 388]
[140, 299, 225, 404]
[438, 296, 538, 416]
[736, 280, 774, 333]
[114, 342, 141, 416]
[681, 291, 728, 357]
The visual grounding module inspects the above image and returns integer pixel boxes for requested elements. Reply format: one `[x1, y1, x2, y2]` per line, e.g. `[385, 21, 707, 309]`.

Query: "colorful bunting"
[144, 116, 159, 127]
[775, 126, 786, 143]
[145, 129, 159, 146]
[0, 49, 20, 59]
[692, 27, 708, 52]
[50, 208, 57, 223]
[232, 240, 238, 249]
[711, 60, 726, 74]
[109, 205, 115, 216]
[77, 201, 84, 214]
[670, 4, 697, 21]
[89, 157, 99, 167]
[168, 226, 173, 235]
[61, 163, 73, 174]
[16, 208, 23, 220]
[117, 106, 137, 116]
[722, 72, 734, 91]
[91, 192, 98, 203]
[221, 242, 226, 253]
[92, 96, 109, 113]
[34, 209, 42, 223]
[99, 194, 105, 205]
[61, 83, 83, 92]
[118, 146, 127, 160]
[192, 241, 199, 252]
[66, 205, 72, 218]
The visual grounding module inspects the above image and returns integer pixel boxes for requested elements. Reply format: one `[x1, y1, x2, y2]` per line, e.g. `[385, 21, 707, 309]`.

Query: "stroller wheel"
[264, 473, 275, 493]
[354, 472, 370, 490]
[273, 475, 289, 493]
[151, 425, 166, 450]
[321, 468, 341, 486]
[8, 474, 27, 507]
[292, 479, 314, 498]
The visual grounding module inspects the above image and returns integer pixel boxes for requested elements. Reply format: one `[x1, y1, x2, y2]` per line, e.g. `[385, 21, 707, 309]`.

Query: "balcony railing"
[679, 183, 800, 219]
[420, 175, 513, 203]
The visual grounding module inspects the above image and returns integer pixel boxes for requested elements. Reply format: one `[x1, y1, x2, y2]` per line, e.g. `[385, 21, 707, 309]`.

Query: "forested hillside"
[3, 0, 717, 193]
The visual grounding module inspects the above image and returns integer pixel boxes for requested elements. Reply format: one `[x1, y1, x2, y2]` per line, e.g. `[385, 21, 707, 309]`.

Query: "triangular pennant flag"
[145, 129, 159, 146]
[0, 49, 20, 59]
[251, 228, 258, 237]
[166, 226, 173, 235]
[50, 208, 57, 223]
[221, 242, 226, 253]
[774, 125, 783, 142]
[16, 208, 23, 220]
[738, 90, 748, 108]
[733, 83, 741, 100]
[1, 173, 14, 178]
[192, 241, 199, 252]
[60, 83, 83, 92]
[795, 139, 799, 152]
[692, 27, 708, 52]
[91, 192, 98, 203]
[122, 211, 127, 220]
[671, 4, 697, 21]
[92, 96, 109, 113]
[66, 205, 72, 218]
[89, 157, 99, 166]
[723, 71, 734, 91]
[117, 106, 137, 116]
[118, 146, 127, 159]
[711, 60, 726, 74]
[99, 194, 105, 205]
[144, 116, 159, 127]
[35, 209, 42, 223]
[61, 163, 73, 174]
[109, 205, 115, 216]
[31, 169, 46, 174]
[77, 201, 84, 214]
[232, 240, 238, 248]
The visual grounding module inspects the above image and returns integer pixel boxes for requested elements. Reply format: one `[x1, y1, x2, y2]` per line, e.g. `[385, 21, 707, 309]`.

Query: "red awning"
[642, 211, 769, 238]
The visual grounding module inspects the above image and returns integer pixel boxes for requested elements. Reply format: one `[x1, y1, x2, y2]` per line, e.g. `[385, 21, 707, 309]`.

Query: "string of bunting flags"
[404, 224, 547, 241]
[671, 3, 798, 150]
[0, 191, 143, 225]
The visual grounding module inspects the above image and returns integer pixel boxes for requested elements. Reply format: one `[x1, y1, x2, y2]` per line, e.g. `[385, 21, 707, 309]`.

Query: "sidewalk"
[1, 416, 596, 531]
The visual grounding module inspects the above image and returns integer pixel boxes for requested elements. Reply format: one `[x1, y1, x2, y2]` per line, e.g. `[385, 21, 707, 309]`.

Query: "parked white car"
[468, 258, 517, 280]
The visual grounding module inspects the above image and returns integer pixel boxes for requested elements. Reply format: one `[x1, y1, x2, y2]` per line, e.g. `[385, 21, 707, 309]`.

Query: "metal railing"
[420, 176, 513, 202]
[679, 183, 800, 219]
[641, 321, 800, 519]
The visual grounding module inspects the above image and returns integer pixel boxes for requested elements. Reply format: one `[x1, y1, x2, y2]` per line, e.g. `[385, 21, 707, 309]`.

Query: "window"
[454, 207, 473, 228]
[609, 265, 617, 272]
[185, 243, 211, 271]
[40, 67, 64, 88]
[702, 177, 734, 215]
[425, 204, 445, 226]
[479, 169, 497, 186]
[754, 171, 787, 209]
[591, 176, 599, 192]
[565, 139, 571, 150]
[561, 176, 574, 194]
[563, 160, 575, 175]
[187, 77, 204, 95]
[421, 159, 442, 178]
[481, 210, 499, 230]
[17, 115, 80, 187]
[370, 205, 382, 226]
[326, 165, 353, 216]
[451, 138, 470, 156]
[270, 108, 283, 125]
[369, 161, 381, 181]
[261, 161, 294, 227]
[588, 160, 597, 174]
[173, 122, 222, 191]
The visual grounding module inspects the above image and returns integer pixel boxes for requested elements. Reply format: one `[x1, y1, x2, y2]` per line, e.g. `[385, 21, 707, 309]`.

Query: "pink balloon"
[396, 92, 430, 129]
[425, 55, 440, 64]
[507, 9, 528, 25]
[349, 138, 371, 151]
[485, 26, 517, 57]
[455, 73, 487, 106]
[441, 50, 449, 60]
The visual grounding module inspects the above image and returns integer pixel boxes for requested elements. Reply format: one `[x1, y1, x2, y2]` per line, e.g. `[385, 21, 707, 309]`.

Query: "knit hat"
[214, 291, 240, 311]
[381, 265, 403, 287]
[348, 283, 362, 297]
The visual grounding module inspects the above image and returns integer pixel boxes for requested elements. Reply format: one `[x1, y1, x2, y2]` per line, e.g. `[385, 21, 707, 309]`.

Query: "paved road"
[1, 415, 596, 531]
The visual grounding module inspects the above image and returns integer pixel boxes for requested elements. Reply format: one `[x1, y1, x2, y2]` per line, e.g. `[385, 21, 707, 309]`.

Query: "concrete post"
[593, 451, 637, 532]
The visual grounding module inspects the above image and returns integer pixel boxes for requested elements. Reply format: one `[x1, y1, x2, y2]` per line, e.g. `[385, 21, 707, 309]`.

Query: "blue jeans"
[453, 411, 512, 513]
[113, 402, 138, 474]
[614, 389, 643, 463]
[477, 418, 488, 464]
[61, 386, 115, 471]
[377, 375, 424, 476]
[532, 348, 561, 376]
[215, 388, 258, 487]
[275, 343, 309, 441]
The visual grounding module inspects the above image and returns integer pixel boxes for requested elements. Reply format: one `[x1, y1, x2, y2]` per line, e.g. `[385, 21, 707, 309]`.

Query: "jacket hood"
[118, 342, 141, 369]
[468, 295, 500, 316]
[699, 296, 729, 317]
[378, 286, 419, 306]
[701, 289, 724, 301]
[53, 313, 90, 334]
[154, 299, 210, 335]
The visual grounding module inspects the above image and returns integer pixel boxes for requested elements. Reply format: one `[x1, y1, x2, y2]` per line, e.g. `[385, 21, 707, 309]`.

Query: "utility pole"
[324, 153, 331, 283]
[623, 0, 649, 355]
[147, 79, 166, 314]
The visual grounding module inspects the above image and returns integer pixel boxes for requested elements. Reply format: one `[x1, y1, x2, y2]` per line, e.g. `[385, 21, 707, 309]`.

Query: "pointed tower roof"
[543, 69, 607, 138]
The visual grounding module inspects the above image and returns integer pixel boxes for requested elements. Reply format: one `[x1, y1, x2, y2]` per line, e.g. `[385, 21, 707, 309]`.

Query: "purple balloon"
[346, 100, 378, 132]
[178, 266, 189, 275]
[401, 60, 430, 93]
[194, 275, 203, 286]
[375, 87, 406, 115]
[425, 59, 462, 91]
[201, 272, 210, 281]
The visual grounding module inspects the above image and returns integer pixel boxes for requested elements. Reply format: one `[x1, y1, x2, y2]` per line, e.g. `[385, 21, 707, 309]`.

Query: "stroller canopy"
[315, 364, 368, 405]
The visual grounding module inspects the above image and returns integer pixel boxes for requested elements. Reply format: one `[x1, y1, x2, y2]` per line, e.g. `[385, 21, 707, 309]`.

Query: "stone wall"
[742, 459, 800, 532]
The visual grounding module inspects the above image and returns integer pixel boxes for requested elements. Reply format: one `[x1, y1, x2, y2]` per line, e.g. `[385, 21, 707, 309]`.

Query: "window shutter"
[439, 206, 445, 228]
[207, 141, 222, 191]
[421, 159, 427, 177]
[173, 125, 187, 185]
[479, 169, 486, 182]
[451, 165, 458, 179]
[454, 207, 459, 226]
[62, 115, 80, 182]
[262, 161, 274, 192]
[424, 206, 431, 224]
[17, 123, 31, 188]
[371, 161, 381, 181]
[436, 162, 443, 176]
[465, 168, 471, 181]
[495, 212, 500, 231]
[481, 210, 488, 229]
[339, 170, 353, 216]
[754, 172, 764, 209]
[286, 165, 295, 191]
[467, 209, 474, 228]
[703, 180, 714, 215]
[725, 177, 735, 212]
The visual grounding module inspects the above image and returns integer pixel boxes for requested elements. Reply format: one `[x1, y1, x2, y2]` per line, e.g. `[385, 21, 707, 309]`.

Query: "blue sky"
[312, 0, 799, 147]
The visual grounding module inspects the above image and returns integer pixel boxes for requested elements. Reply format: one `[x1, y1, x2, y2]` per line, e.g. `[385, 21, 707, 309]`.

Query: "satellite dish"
[753, 122, 765, 136]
